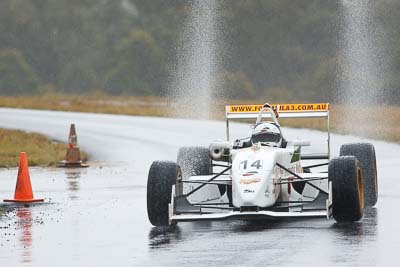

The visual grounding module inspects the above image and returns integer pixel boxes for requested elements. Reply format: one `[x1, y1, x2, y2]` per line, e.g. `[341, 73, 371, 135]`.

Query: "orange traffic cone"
[4, 152, 44, 203]
[58, 124, 88, 168]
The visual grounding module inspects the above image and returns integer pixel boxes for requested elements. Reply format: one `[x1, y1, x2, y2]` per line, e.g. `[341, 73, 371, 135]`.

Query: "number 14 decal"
[240, 159, 263, 170]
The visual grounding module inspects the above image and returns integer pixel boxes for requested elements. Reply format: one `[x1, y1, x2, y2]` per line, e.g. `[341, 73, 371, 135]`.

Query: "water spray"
[169, 0, 224, 120]
[337, 0, 388, 137]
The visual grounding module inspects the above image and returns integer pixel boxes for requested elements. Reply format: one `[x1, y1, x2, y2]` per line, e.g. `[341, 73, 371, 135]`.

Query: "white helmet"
[251, 123, 282, 147]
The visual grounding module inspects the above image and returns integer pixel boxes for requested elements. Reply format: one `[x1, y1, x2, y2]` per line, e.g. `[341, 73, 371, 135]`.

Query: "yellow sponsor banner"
[228, 103, 329, 113]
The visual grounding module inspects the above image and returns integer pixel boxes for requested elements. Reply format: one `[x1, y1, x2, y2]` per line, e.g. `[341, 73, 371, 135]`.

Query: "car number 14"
[239, 159, 263, 170]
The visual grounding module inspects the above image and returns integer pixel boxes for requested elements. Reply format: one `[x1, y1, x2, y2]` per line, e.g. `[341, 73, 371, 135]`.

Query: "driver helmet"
[251, 123, 282, 147]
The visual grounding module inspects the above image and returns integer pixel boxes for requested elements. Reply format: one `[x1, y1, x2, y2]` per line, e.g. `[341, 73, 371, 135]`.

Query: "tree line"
[0, 0, 398, 103]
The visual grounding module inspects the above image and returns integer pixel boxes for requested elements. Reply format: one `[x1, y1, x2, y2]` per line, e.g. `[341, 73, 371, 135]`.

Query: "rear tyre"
[177, 147, 215, 193]
[340, 143, 378, 207]
[177, 147, 212, 178]
[176, 146, 228, 198]
[147, 161, 181, 226]
[329, 156, 364, 222]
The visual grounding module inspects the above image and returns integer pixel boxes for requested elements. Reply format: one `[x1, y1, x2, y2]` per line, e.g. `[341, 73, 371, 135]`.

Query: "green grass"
[0, 129, 87, 168]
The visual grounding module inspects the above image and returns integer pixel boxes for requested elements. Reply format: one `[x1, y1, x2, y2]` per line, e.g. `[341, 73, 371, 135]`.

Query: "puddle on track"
[0, 164, 148, 266]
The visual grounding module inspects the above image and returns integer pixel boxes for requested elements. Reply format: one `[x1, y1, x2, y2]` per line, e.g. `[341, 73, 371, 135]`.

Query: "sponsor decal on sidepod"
[239, 177, 261, 184]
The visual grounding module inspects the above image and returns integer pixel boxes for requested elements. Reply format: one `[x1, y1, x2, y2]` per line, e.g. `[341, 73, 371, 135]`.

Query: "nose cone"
[231, 148, 279, 208]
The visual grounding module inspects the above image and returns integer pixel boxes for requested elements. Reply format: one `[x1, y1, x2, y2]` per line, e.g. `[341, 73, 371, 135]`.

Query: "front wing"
[171, 210, 328, 223]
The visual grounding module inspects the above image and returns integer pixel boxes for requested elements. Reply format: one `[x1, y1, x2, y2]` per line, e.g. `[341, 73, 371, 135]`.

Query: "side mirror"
[209, 141, 231, 162]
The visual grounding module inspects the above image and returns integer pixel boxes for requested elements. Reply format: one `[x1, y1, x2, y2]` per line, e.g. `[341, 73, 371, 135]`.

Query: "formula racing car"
[147, 103, 378, 226]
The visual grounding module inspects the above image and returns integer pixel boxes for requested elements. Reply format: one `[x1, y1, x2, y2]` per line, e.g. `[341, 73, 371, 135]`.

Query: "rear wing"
[225, 103, 330, 159]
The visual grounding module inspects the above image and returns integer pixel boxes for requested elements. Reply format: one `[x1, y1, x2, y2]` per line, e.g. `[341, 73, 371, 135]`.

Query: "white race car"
[147, 103, 378, 226]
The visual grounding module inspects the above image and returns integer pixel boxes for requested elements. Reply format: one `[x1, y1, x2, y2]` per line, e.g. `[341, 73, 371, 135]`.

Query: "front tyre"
[340, 143, 378, 207]
[147, 161, 181, 226]
[329, 156, 364, 222]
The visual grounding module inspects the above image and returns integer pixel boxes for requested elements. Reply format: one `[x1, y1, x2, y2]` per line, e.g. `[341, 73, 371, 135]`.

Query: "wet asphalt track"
[0, 108, 399, 266]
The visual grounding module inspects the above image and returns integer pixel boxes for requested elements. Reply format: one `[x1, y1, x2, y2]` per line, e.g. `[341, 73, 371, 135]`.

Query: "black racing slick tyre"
[340, 143, 378, 207]
[177, 146, 214, 195]
[177, 147, 212, 179]
[147, 161, 181, 227]
[176, 146, 227, 197]
[329, 156, 364, 222]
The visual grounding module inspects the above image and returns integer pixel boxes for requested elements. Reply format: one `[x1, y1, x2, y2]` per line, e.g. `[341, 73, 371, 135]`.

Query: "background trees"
[0, 0, 398, 103]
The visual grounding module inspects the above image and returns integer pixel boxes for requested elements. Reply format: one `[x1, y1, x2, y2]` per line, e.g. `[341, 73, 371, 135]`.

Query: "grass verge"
[0, 129, 87, 168]
[0, 94, 168, 117]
